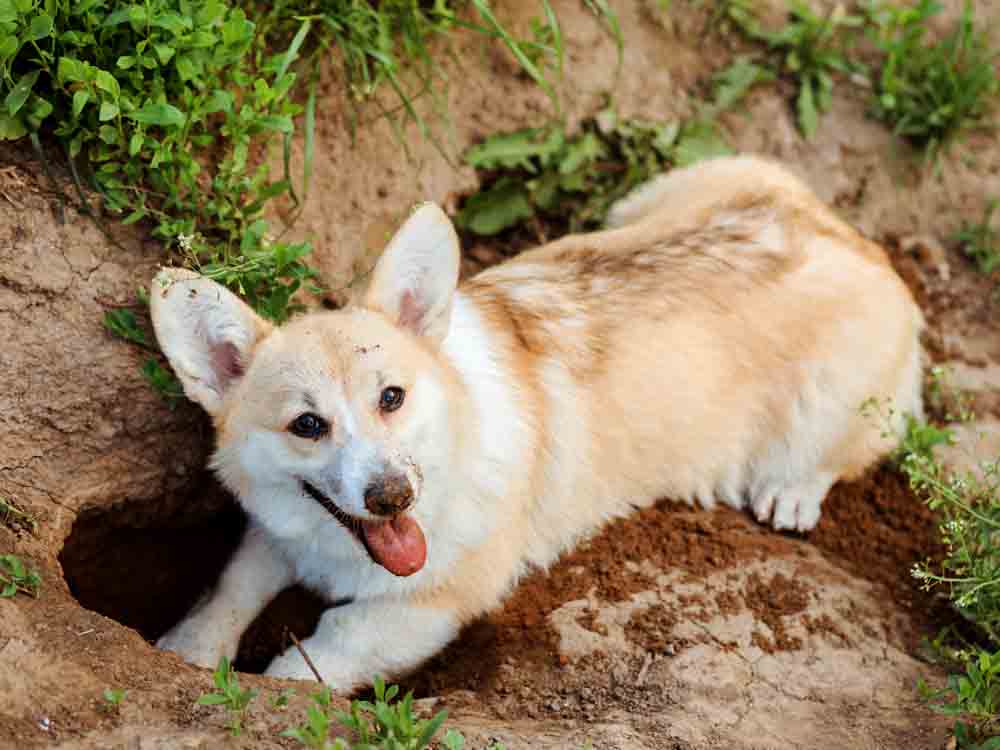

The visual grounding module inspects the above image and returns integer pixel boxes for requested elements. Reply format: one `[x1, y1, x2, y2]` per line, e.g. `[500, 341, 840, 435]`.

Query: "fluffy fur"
[150, 156, 923, 690]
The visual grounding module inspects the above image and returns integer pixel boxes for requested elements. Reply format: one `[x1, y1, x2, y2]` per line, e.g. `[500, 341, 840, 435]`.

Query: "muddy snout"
[363, 473, 414, 517]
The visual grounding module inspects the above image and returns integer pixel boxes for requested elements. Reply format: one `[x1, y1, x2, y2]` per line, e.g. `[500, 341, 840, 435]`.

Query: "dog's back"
[457, 156, 922, 570]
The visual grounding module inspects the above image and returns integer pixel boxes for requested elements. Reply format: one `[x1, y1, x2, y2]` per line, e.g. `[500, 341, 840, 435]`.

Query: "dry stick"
[288, 630, 326, 684]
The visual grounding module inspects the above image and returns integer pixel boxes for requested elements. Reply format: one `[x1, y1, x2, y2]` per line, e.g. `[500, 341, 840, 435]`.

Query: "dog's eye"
[379, 386, 405, 413]
[289, 412, 328, 439]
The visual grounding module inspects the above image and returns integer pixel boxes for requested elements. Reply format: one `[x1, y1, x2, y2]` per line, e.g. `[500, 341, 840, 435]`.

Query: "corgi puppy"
[150, 155, 923, 689]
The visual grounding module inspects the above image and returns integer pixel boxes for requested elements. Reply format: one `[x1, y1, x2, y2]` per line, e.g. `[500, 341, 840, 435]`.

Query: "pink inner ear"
[211, 340, 244, 391]
[398, 289, 425, 332]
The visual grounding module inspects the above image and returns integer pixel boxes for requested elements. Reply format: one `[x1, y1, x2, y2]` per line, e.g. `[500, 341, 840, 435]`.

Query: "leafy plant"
[0, 553, 41, 598]
[101, 688, 127, 711]
[919, 648, 1000, 747]
[197, 656, 258, 736]
[908, 454, 1000, 644]
[895, 404, 1000, 744]
[865, 0, 999, 157]
[282, 676, 451, 750]
[454, 55, 772, 238]
[736, 1, 864, 138]
[0, 0, 317, 323]
[955, 198, 1000, 278]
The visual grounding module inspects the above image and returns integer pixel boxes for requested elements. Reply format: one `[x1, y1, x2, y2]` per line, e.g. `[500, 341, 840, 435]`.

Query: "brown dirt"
[3, 0, 1000, 748]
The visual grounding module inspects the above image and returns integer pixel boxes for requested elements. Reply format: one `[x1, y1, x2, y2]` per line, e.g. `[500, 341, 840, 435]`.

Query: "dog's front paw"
[156, 621, 232, 670]
[264, 649, 362, 693]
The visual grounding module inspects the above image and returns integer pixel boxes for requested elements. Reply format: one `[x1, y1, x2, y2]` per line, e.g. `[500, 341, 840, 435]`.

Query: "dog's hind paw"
[751, 473, 835, 533]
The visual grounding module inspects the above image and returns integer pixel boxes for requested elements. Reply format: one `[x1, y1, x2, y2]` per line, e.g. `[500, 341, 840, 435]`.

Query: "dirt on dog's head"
[149, 204, 462, 577]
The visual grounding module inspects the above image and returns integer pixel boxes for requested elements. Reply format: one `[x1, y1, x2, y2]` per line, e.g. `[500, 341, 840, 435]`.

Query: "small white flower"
[177, 233, 194, 252]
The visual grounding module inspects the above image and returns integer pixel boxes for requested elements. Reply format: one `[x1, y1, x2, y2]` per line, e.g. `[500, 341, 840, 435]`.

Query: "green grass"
[955, 198, 1000, 278]
[865, 0, 999, 159]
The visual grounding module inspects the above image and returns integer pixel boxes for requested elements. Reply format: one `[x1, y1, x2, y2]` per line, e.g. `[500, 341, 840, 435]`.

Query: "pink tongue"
[362, 515, 427, 576]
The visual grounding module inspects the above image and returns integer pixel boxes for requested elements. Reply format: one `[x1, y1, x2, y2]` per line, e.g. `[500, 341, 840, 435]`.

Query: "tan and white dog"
[150, 155, 923, 690]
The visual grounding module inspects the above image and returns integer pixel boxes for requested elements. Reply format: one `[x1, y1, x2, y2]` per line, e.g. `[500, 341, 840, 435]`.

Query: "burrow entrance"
[58, 477, 328, 675]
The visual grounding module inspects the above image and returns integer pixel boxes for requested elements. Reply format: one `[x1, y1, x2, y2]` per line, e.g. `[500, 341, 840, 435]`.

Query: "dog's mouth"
[301, 481, 426, 577]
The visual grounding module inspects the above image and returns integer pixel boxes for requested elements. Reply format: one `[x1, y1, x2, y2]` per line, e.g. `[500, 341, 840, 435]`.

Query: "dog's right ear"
[149, 268, 273, 417]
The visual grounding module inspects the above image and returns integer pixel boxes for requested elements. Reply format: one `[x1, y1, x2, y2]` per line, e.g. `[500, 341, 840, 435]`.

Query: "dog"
[150, 155, 923, 690]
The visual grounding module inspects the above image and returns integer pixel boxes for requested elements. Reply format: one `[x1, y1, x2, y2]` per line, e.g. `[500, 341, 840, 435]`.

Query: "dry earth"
[2, 1, 1000, 748]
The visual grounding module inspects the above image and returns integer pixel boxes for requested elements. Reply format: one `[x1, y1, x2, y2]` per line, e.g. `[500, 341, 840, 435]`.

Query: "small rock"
[901, 234, 951, 281]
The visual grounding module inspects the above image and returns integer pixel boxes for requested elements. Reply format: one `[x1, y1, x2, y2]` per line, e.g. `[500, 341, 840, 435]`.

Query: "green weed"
[0, 553, 41, 598]
[893, 399, 1000, 744]
[197, 656, 258, 737]
[865, 0, 998, 158]
[919, 647, 1000, 747]
[0, 496, 37, 534]
[0, 0, 317, 324]
[955, 199, 1000, 278]
[907, 453, 1000, 644]
[101, 688, 127, 712]
[738, 1, 864, 138]
[281, 676, 451, 749]
[455, 55, 771, 238]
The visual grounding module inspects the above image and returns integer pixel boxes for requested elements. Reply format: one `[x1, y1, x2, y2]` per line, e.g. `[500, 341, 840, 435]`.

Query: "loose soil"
[3, 0, 1000, 748]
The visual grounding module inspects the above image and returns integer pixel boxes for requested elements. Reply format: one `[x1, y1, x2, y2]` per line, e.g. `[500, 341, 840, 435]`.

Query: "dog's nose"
[363, 474, 414, 516]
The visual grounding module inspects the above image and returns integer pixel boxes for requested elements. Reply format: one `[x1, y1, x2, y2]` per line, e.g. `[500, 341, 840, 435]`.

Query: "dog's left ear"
[364, 203, 461, 344]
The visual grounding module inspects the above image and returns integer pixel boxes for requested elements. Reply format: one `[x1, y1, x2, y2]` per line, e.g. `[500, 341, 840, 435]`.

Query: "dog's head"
[150, 204, 461, 577]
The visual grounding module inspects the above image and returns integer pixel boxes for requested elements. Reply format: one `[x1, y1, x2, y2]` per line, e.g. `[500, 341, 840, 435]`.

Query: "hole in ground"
[58, 477, 327, 674]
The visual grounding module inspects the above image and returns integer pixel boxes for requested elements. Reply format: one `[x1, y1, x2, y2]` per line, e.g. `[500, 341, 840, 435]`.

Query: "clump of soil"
[743, 572, 811, 652]
[810, 466, 948, 644]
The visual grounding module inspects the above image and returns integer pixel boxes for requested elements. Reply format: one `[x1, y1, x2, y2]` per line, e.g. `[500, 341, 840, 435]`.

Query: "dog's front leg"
[157, 524, 294, 669]
[264, 597, 459, 691]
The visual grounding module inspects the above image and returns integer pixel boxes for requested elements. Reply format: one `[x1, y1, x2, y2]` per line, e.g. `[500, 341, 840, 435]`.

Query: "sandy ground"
[2, 1, 1000, 747]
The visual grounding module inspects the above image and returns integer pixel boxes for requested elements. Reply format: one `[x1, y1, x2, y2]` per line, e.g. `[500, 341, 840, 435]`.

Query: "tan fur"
[150, 157, 923, 688]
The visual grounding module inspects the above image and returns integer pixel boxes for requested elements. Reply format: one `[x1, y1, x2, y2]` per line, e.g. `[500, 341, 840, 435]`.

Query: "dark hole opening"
[58, 477, 327, 675]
